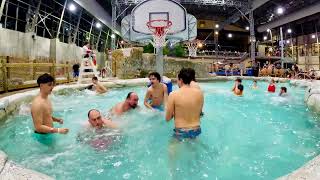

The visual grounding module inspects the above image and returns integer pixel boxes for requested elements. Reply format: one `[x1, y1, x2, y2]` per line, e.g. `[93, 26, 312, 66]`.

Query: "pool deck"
[0, 76, 320, 179]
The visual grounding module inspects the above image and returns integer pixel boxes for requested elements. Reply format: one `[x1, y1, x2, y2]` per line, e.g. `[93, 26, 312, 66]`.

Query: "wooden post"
[51, 59, 56, 79]
[6, 56, 10, 80]
[32, 59, 36, 80]
[66, 61, 70, 83]
[2, 57, 8, 92]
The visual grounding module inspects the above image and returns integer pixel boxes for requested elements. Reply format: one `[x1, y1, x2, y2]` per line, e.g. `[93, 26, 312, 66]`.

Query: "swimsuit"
[152, 104, 164, 111]
[173, 126, 201, 140]
[33, 131, 55, 145]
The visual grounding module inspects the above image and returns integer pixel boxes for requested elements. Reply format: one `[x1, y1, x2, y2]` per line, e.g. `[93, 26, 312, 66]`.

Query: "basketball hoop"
[185, 39, 200, 57]
[147, 19, 172, 48]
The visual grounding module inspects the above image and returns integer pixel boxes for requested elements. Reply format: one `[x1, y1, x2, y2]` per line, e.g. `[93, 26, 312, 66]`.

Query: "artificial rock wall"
[112, 48, 210, 79]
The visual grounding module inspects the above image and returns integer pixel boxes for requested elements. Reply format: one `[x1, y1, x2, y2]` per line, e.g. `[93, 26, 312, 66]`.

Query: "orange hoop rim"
[146, 19, 172, 34]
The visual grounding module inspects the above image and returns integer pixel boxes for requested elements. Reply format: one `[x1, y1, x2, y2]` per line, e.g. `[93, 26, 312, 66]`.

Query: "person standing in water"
[166, 68, 204, 140]
[31, 73, 69, 134]
[144, 72, 168, 111]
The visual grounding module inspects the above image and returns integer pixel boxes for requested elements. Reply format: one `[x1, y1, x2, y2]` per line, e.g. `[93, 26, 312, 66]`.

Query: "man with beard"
[111, 92, 139, 115]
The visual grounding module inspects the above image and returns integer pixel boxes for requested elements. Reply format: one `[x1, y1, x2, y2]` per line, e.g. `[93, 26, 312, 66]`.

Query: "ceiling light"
[287, 29, 292, 33]
[215, 24, 219, 28]
[267, 29, 270, 32]
[228, 33, 232, 38]
[311, 34, 316, 39]
[215, 31, 219, 35]
[277, 7, 284, 15]
[286, 40, 290, 44]
[68, 3, 76, 12]
[96, 22, 102, 28]
[263, 36, 267, 40]
[245, 26, 249, 30]
[111, 34, 116, 39]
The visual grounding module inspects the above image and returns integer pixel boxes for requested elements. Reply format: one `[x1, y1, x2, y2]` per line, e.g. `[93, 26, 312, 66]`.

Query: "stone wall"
[112, 48, 210, 79]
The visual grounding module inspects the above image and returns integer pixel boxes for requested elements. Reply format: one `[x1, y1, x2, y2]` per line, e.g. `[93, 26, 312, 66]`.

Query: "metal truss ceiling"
[115, 0, 248, 8]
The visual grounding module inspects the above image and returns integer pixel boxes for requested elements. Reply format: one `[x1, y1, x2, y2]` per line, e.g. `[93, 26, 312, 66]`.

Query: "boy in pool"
[232, 78, 244, 96]
[279, 87, 288, 97]
[31, 73, 69, 135]
[166, 68, 203, 140]
[144, 72, 168, 111]
[268, 79, 276, 93]
[252, 80, 258, 89]
[88, 76, 107, 94]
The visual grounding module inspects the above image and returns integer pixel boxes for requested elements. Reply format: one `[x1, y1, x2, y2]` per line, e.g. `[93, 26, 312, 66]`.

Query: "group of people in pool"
[31, 68, 204, 140]
[232, 78, 288, 97]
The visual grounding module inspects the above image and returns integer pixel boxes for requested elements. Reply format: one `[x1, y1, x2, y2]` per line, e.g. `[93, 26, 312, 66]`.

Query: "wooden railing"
[0, 56, 74, 93]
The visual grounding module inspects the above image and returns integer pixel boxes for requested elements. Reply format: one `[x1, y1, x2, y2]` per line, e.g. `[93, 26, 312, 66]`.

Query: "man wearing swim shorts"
[111, 92, 139, 115]
[144, 72, 168, 111]
[31, 74, 69, 134]
[166, 68, 204, 140]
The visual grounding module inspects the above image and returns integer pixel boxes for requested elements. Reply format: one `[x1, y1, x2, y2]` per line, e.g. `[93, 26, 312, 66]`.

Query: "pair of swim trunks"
[33, 131, 55, 145]
[152, 105, 164, 111]
[173, 127, 201, 140]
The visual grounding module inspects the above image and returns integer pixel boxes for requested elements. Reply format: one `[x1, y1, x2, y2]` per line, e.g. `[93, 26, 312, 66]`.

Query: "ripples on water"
[0, 80, 319, 180]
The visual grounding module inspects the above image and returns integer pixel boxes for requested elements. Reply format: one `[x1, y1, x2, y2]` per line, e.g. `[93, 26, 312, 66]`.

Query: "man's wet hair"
[253, 80, 257, 83]
[126, 92, 135, 99]
[178, 68, 193, 85]
[37, 73, 55, 86]
[281, 87, 287, 93]
[148, 72, 161, 82]
[235, 78, 242, 83]
[187, 68, 196, 81]
[88, 109, 100, 118]
[92, 76, 98, 81]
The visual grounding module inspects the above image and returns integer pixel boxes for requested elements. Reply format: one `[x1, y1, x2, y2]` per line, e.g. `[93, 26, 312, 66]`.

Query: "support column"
[156, 47, 164, 77]
[0, 0, 6, 28]
[72, 9, 82, 44]
[50, 38, 59, 63]
[280, 27, 284, 68]
[56, 0, 67, 39]
[249, 10, 255, 62]
[111, 4, 117, 51]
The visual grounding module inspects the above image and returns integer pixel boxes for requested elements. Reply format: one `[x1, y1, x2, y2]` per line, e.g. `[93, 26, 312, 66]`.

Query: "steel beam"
[257, 1, 320, 32]
[73, 0, 121, 34]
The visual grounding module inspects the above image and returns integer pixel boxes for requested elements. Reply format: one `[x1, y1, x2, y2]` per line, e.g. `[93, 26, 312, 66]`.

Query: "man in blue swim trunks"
[166, 68, 204, 140]
[144, 72, 168, 111]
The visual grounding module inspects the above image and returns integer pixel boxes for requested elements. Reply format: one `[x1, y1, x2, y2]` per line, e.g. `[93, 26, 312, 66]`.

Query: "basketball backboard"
[121, 0, 197, 45]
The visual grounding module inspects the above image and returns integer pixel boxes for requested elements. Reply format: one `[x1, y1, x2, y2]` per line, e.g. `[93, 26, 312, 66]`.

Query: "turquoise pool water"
[0, 80, 319, 180]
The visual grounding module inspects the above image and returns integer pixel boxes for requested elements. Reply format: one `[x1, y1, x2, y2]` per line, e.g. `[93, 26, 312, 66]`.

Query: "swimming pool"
[0, 80, 319, 180]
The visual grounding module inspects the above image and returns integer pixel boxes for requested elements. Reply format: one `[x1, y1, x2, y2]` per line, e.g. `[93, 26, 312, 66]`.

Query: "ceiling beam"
[257, 1, 320, 32]
[219, 0, 270, 30]
[73, 0, 121, 34]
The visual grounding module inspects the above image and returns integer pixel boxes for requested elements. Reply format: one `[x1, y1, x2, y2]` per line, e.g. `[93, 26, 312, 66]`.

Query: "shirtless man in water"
[187, 68, 201, 90]
[111, 92, 139, 116]
[166, 68, 204, 140]
[87, 109, 117, 129]
[144, 72, 168, 111]
[90, 76, 107, 94]
[31, 73, 69, 134]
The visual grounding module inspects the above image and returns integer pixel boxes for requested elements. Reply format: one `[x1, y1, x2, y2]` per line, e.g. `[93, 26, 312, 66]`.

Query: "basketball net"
[147, 20, 172, 48]
[185, 40, 199, 57]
